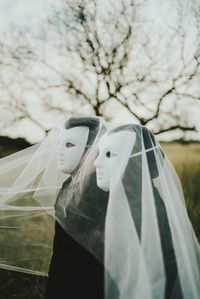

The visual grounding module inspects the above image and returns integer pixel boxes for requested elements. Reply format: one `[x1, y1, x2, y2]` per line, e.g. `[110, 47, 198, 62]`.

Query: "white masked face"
[94, 130, 136, 191]
[57, 126, 89, 174]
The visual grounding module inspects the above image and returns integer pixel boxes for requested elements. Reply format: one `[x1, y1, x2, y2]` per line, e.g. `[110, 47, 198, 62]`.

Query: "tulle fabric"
[0, 116, 106, 275]
[103, 124, 200, 299]
[0, 130, 60, 275]
[0, 119, 199, 299]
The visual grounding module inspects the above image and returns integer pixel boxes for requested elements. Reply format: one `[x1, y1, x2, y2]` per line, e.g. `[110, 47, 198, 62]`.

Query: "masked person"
[0, 115, 109, 298]
[44, 116, 109, 299]
[95, 124, 200, 299]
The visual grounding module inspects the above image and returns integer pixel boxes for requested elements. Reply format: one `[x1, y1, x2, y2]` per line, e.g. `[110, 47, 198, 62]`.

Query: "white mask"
[94, 130, 136, 191]
[57, 126, 89, 174]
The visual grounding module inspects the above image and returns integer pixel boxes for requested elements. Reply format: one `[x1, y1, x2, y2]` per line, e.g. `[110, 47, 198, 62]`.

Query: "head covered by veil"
[95, 123, 200, 299]
[53, 116, 109, 261]
[0, 116, 107, 275]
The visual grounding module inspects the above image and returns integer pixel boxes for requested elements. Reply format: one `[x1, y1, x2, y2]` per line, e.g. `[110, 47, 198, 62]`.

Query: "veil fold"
[103, 124, 200, 299]
[0, 119, 199, 299]
[0, 116, 107, 275]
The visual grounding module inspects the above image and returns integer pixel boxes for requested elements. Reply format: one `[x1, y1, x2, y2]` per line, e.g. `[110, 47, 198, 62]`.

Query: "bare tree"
[0, 0, 199, 139]
[0, 30, 49, 136]
[40, 0, 200, 135]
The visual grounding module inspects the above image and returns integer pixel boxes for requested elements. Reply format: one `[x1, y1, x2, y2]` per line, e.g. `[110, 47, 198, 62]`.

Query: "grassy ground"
[0, 270, 46, 299]
[0, 143, 200, 298]
[162, 142, 200, 241]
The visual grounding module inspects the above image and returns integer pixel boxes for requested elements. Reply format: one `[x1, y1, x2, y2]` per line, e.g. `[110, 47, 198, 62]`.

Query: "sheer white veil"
[102, 124, 200, 299]
[0, 128, 61, 275]
[53, 116, 109, 262]
[0, 118, 199, 299]
[0, 116, 107, 275]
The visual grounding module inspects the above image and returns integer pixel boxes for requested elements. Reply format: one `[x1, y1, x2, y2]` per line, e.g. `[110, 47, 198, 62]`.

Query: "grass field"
[0, 143, 200, 299]
[162, 142, 200, 241]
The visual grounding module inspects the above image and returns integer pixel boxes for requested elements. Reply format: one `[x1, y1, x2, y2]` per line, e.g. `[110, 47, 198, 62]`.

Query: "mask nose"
[94, 153, 101, 168]
[57, 145, 65, 159]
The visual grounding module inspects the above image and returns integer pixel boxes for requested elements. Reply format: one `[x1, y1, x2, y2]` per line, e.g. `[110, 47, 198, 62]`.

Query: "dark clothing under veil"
[44, 116, 109, 298]
[117, 125, 183, 299]
[45, 123, 186, 299]
[44, 174, 109, 299]
[44, 224, 104, 299]
[154, 187, 183, 299]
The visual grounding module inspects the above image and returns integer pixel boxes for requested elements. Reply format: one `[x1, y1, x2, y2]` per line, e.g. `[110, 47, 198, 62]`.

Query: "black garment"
[61, 174, 109, 263]
[125, 182, 183, 299]
[44, 222, 104, 299]
[154, 187, 183, 299]
[44, 176, 106, 299]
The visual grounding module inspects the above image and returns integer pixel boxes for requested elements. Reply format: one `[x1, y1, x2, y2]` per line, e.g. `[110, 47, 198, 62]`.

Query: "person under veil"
[44, 116, 109, 299]
[0, 115, 109, 297]
[0, 118, 199, 299]
[95, 124, 200, 299]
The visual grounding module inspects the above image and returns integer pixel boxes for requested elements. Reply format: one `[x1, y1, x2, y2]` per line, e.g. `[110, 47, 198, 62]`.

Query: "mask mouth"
[58, 157, 64, 162]
[96, 168, 104, 176]
[96, 172, 104, 179]
[58, 159, 64, 165]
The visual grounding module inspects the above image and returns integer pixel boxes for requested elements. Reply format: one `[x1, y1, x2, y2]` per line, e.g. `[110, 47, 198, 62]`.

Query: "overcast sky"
[0, 0, 199, 143]
[0, 0, 48, 24]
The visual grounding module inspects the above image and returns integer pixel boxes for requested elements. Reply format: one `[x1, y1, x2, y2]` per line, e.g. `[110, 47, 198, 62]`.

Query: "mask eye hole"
[106, 151, 116, 158]
[106, 151, 111, 158]
[66, 142, 75, 148]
